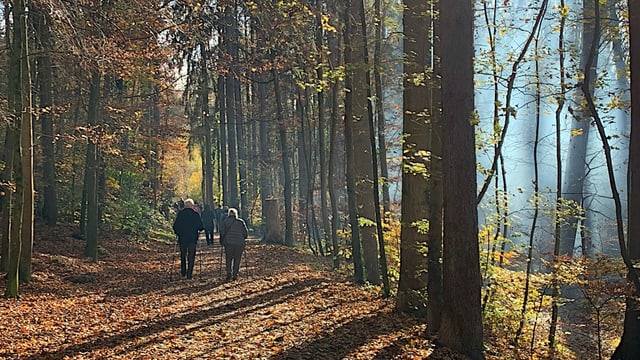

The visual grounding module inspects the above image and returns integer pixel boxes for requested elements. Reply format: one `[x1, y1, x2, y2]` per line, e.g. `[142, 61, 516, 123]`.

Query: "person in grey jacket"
[219, 207, 248, 281]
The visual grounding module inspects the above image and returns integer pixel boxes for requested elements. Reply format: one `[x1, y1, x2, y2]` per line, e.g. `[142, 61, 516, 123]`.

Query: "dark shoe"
[232, 276, 237, 281]
[186, 275, 193, 280]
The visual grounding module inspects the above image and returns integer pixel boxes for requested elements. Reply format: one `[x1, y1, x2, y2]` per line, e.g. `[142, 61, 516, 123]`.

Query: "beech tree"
[439, 0, 484, 358]
[397, 0, 430, 316]
[611, 0, 640, 357]
[5, 0, 32, 298]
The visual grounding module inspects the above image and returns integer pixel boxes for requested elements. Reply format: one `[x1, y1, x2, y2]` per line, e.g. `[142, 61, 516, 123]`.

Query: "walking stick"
[219, 243, 224, 278]
[198, 235, 203, 276]
[244, 242, 249, 278]
[171, 240, 178, 281]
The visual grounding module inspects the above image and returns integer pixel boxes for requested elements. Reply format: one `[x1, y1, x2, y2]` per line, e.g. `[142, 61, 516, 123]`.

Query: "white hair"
[184, 198, 195, 208]
[228, 208, 238, 217]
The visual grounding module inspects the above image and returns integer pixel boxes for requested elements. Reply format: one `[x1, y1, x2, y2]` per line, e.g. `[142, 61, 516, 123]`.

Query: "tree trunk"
[611, 0, 640, 358]
[226, 74, 239, 208]
[19, 2, 34, 282]
[235, 75, 249, 219]
[439, 0, 484, 358]
[258, 80, 273, 223]
[559, 0, 598, 257]
[350, 0, 380, 285]
[549, 0, 566, 349]
[315, 0, 332, 258]
[426, 0, 443, 333]
[373, 0, 390, 214]
[218, 75, 228, 205]
[225, 5, 239, 209]
[397, 0, 430, 316]
[343, 0, 364, 284]
[85, 72, 101, 261]
[201, 44, 214, 207]
[273, 70, 294, 246]
[262, 198, 282, 244]
[33, 3, 57, 226]
[327, 0, 343, 270]
[5, 0, 28, 298]
[1, 130, 14, 272]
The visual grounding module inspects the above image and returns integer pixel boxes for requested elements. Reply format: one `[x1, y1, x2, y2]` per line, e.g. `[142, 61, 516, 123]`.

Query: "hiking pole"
[219, 242, 224, 278]
[243, 242, 249, 278]
[198, 235, 203, 277]
[171, 240, 178, 281]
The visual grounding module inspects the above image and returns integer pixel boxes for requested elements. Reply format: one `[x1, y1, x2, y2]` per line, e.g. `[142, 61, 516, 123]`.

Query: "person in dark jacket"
[219, 207, 248, 281]
[214, 204, 224, 234]
[172, 198, 204, 279]
[201, 204, 215, 245]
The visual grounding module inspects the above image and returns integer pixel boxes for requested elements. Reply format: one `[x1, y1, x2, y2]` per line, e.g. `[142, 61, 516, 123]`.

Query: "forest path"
[0, 227, 469, 359]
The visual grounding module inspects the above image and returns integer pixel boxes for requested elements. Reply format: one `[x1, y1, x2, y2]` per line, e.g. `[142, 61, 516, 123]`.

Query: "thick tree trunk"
[5, 0, 28, 298]
[426, 0, 443, 331]
[262, 198, 282, 244]
[611, 0, 640, 358]
[350, 0, 380, 285]
[397, 0, 430, 316]
[343, 0, 364, 284]
[439, 0, 484, 358]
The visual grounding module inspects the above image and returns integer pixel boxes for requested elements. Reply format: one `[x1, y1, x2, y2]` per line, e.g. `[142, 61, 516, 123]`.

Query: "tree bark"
[5, 0, 28, 298]
[559, 0, 598, 257]
[201, 44, 214, 207]
[397, 0, 430, 316]
[343, 0, 364, 284]
[611, 0, 640, 358]
[19, 1, 34, 281]
[439, 0, 484, 357]
[374, 0, 390, 214]
[426, 0, 443, 332]
[33, 3, 57, 226]
[273, 70, 294, 246]
[349, 0, 380, 285]
[85, 72, 101, 261]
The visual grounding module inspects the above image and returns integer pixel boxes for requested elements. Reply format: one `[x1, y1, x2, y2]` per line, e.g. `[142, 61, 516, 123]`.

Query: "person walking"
[214, 204, 224, 234]
[172, 198, 204, 279]
[219, 207, 248, 281]
[201, 204, 215, 245]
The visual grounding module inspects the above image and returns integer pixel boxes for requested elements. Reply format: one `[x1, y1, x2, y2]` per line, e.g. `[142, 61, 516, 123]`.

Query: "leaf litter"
[1, 225, 484, 360]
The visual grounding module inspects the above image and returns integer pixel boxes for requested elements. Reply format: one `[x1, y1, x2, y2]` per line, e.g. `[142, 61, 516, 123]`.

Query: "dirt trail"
[0, 233, 458, 359]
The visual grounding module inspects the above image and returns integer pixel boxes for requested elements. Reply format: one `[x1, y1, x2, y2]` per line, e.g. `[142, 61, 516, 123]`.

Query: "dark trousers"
[224, 244, 244, 280]
[180, 242, 197, 278]
[204, 227, 214, 245]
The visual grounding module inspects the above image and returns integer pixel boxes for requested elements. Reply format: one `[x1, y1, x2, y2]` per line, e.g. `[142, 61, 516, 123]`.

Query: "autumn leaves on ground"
[0, 224, 472, 360]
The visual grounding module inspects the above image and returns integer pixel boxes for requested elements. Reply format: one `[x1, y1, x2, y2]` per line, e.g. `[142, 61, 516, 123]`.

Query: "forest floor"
[0, 223, 617, 359]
